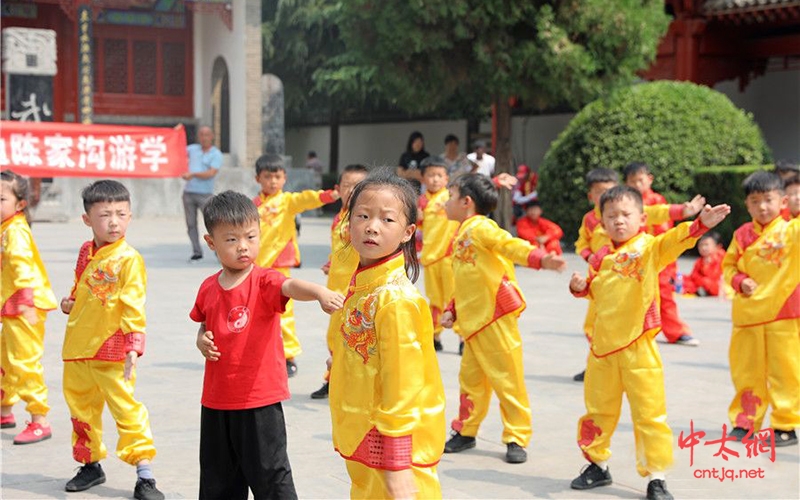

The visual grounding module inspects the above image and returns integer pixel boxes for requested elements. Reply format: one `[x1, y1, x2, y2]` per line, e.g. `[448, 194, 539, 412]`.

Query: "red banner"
[0, 121, 188, 178]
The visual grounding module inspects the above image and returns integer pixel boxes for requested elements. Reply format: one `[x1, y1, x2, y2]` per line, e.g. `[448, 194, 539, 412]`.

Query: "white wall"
[287, 120, 469, 173]
[715, 67, 800, 162]
[193, 0, 247, 165]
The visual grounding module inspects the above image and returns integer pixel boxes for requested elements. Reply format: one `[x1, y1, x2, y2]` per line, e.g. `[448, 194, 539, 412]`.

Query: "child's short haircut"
[775, 159, 799, 175]
[524, 200, 541, 210]
[743, 170, 783, 196]
[346, 168, 420, 282]
[784, 173, 800, 189]
[699, 231, 722, 246]
[202, 190, 259, 234]
[420, 155, 448, 174]
[585, 168, 618, 189]
[599, 185, 643, 214]
[81, 180, 130, 213]
[451, 173, 497, 216]
[622, 162, 651, 180]
[444, 134, 459, 145]
[339, 164, 369, 183]
[255, 153, 285, 175]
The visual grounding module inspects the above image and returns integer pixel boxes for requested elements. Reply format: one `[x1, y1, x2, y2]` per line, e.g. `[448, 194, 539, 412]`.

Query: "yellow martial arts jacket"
[575, 220, 706, 357]
[723, 216, 800, 327]
[253, 189, 336, 268]
[330, 252, 445, 470]
[418, 188, 459, 266]
[1, 212, 57, 315]
[326, 209, 359, 294]
[448, 215, 545, 337]
[575, 204, 683, 261]
[63, 239, 146, 361]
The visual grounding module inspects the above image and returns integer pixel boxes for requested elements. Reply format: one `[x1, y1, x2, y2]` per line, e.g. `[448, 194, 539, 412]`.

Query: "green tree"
[316, 0, 670, 228]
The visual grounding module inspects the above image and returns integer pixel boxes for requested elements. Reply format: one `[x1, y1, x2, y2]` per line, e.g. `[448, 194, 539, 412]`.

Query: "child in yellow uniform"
[0, 170, 57, 444]
[60, 180, 164, 500]
[569, 185, 730, 500]
[723, 171, 800, 447]
[441, 174, 566, 464]
[312, 164, 370, 399]
[329, 170, 446, 499]
[572, 168, 704, 381]
[418, 156, 460, 352]
[252, 154, 340, 377]
[783, 174, 800, 220]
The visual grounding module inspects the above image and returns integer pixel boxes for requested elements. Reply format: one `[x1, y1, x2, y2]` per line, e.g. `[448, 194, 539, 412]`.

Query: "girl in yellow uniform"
[329, 170, 446, 499]
[0, 171, 57, 444]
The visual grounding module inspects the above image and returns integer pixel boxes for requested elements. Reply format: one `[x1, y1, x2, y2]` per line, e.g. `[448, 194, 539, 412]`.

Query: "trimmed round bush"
[539, 81, 771, 246]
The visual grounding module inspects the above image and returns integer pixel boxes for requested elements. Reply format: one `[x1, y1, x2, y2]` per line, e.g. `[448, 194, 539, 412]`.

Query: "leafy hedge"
[539, 81, 771, 247]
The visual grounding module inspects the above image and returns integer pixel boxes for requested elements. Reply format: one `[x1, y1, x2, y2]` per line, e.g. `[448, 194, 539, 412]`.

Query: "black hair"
[585, 168, 618, 189]
[450, 173, 497, 216]
[622, 162, 651, 180]
[743, 170, 783, 196]
[405, 131, 425, 153]
[699, 231, 722, 246]
[338, 164, 370, 183]
[420, 155, 448, 174]
[599, 185, 643, 214]
[783, 173, 800, 189]
[255, 153, 285, 175]
[308, 150, 317, 157]
[81, 180, 130, 213]
[346, 168, 420, 282]
[774, 159, 799, 174]
[202, 190, 259, 235]
[524, 199, 541, 210]
[1, 170, 31, 223]
[444, 134, 459, 145]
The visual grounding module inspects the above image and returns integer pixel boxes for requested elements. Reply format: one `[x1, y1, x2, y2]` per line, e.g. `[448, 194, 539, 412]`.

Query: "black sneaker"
[286, 359, 298, 378]
[444, 432, 476, 453]
[311, 382, 329, 399]
[646, 479, 674, 500]
[458, 341, 465, 356]
[433, 339, 443, 352]
[573, 370, 585, 382]
[774, 429, 798, 447]
[188, 254, 203, 264]
[65, 462, 106, 492]
[505, 442, 527, 463]
[134, 478, 165, 500]
[570, 463, 612, 490]
[728, 426, 749, 441]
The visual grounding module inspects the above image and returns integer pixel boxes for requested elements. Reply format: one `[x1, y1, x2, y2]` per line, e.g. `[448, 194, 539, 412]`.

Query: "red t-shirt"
[190, 266, 290, 410]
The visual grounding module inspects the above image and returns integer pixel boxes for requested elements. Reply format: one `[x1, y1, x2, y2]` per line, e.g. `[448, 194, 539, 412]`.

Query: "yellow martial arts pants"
[582, 298, 595, 342]
[345, 461, 441, 499]
[423, 259, 455, 336]
[728, 318, 800, 432]
[276, 267, 302, 359]
[453, 314, 532, 446]
[1, 310, 49, 415]
[63, 360, 156, 465]
[578, 334, 673, 477]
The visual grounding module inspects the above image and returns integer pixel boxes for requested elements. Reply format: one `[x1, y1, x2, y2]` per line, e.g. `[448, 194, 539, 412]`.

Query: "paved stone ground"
[2, 216, 798, 499]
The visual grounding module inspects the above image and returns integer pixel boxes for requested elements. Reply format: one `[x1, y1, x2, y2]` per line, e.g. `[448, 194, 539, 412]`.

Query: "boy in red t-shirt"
[190, 191, 343, 499]
[683, 232, 725, 297]
[515, 200, 563, 255]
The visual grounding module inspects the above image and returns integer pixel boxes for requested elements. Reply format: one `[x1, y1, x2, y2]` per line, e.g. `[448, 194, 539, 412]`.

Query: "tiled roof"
[703, 0, 800, 14]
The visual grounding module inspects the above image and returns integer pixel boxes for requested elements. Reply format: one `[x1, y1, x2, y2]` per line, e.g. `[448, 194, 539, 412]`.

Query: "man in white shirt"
[466, 140, 496, 177]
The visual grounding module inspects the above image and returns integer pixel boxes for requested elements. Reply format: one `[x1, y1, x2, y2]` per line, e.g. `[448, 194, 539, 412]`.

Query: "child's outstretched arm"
[281, 278, 344, 314]
[681, 195, 707, 219]
[698, 203, 731, 229]
[196, 323, 220, 361]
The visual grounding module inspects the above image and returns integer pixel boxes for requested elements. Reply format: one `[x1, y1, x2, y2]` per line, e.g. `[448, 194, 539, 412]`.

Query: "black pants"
[199, 403, 297, 500]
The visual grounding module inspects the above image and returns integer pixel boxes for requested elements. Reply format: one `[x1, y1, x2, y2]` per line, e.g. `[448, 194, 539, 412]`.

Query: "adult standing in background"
[442, 134, 474, 180]
[397, 131, 429, 192]
[182, 126, 222, 263]
[305, 150, 324, 189]
[467, 140, 496, 177]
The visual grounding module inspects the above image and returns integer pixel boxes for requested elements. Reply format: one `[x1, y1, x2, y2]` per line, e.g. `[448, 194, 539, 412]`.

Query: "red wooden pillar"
[673, 17, 706, 83]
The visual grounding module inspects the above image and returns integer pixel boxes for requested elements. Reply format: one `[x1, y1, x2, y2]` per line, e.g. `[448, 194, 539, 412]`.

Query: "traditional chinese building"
[1, 0, 263, 169]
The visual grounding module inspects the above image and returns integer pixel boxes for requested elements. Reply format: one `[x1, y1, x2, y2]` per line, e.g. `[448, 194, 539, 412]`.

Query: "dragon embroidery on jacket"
[611, 250, 644, 281]
[85, 257, 122, 306]
[756, 230, 786, 268]
[453, 231, 477, 266]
